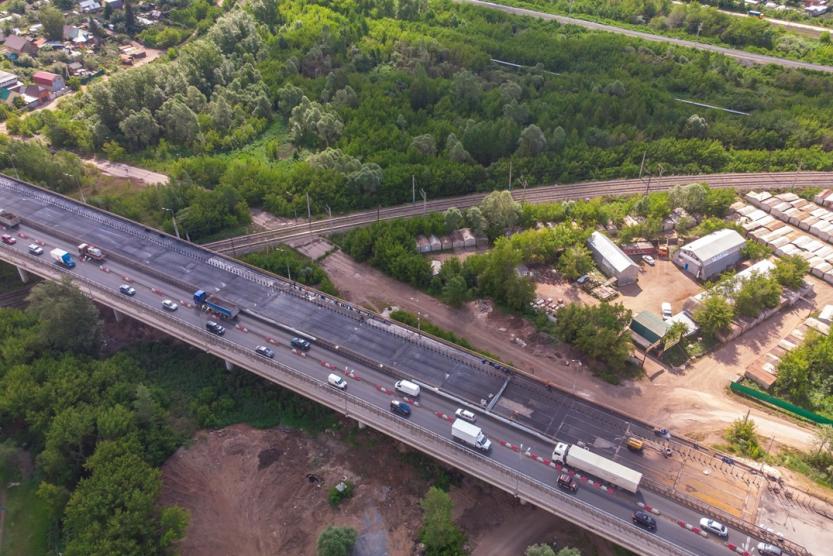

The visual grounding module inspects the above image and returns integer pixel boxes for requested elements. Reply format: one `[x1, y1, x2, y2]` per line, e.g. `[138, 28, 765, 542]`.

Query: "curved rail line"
[206, 171, 833, 254]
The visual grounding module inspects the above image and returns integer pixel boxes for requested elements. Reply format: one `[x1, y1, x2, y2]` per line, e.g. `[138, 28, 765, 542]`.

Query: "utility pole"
[306, 192, 311, 230]
[420, 188, 427, 214]
[508, 158, 513, 190]
[162, 208, 180, 239]
[325, 204, 332, 219]
[412, 175, 416, 204]
[64, 172, 85, 203]
[286, 263, 292, 282]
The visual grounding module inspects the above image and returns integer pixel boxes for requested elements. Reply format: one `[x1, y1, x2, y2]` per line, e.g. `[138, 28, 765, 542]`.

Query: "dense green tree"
[554, 302, 633, 371]
[420, 487, 465, 556]
[693, 292, 734, 339]
[26, 279, 102, 355]
[39, 6, 65, 41]
[733, 273, 781, 318]
[63, 439, 163, 556]
[444, 207, 463, 232]
[119, 109, 160, 151]
[526, 545, 556, 556]
[517, 124, 547, 156]
[158, 98, 200, 145]
[317, 526, 357, 556]
[479, 190, 521, 237]
[740, 241, 772, 262]
[556, 245, 594, 280]
[773, 255, 810, 290]
[442, 275, 469, 308]
[464, 207, 487, 236]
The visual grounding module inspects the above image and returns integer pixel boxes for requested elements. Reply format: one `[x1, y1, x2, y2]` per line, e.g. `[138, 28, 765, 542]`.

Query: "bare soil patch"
[159, 424, 612, 556]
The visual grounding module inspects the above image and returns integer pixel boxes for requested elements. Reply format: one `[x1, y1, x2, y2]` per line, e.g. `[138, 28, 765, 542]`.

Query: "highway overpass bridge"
[0, 175, 811, 556]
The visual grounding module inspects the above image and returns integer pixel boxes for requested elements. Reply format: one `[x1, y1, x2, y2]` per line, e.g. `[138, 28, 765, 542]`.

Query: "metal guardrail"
[0, 246, 696, 556]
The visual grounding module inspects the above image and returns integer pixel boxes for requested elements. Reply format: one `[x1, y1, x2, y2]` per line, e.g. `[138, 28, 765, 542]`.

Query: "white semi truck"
[551, 442, 642, 493]
[451, 419, 492, 453]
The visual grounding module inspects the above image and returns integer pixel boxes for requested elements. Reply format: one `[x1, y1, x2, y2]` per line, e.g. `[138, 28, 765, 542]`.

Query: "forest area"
[502, 0, 833, 64]
[0, 279, 338, 555]
[6, 0, 833, 240]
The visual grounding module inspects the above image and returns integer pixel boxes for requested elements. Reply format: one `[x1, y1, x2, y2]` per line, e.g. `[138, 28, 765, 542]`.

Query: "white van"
[394, 379, 420, 397]
[328, 373, 347, 390]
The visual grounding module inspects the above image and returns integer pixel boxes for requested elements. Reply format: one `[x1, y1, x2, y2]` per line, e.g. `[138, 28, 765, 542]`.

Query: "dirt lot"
[159, 424, 614, 556]
[535, 259, 702, 317]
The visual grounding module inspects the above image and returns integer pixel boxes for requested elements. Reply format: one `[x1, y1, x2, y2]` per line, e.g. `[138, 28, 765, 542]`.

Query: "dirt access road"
[160, 424, 616, 556]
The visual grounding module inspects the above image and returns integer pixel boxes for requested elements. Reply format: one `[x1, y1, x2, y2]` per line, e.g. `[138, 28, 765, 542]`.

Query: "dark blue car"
[390, 400, 411, 417]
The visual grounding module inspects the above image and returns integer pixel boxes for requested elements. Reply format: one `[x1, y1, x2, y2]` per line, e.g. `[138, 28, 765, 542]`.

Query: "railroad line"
[206, 172, 833, 254]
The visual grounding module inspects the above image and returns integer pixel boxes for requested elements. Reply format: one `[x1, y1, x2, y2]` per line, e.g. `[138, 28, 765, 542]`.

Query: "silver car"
[455, 408, 477, 423]
[756, 543, 782, 556]
[699, 518, 728, 538]
[161, 299, 178, 311]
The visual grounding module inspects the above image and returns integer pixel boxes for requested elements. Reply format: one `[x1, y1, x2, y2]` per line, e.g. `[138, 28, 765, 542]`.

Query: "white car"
[642, 255, 655, 266]
[27, 243, 43, 255]
[699, 518, 728, 538]
[661, 302, 672, 319]
[161, 299, 178, 311]
[455, 408, 477, 423]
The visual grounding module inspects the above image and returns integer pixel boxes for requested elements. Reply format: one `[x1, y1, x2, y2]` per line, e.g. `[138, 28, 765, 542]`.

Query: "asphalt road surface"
[462, 0, 833, 73]
[0, 177, 789, 555]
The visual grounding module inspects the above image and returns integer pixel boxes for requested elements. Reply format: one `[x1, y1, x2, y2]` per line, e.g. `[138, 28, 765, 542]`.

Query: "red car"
[1, 234, 16, 245]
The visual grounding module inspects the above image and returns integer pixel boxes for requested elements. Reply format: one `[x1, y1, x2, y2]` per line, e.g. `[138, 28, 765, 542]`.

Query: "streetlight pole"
[420, 189, 427, 214]
[162, 208, 180, 239]
[64, 172, 86, 203]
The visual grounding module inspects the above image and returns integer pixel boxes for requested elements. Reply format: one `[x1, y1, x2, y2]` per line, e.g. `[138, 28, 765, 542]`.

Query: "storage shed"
[674, 229, 746, 280]
[586, 231, 639, 286]
[630, 311, 669, 345]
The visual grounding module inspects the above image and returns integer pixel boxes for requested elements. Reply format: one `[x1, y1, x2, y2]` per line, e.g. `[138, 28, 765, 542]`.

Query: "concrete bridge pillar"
[356, 421, 366, 430]
[225, 359, 234, 371]
[17, 267, 29, 283]
[113, 308, 123, 322]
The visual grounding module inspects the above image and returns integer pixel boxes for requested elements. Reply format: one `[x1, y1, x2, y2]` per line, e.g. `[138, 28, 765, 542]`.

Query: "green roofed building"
[630, 310, 669, 346]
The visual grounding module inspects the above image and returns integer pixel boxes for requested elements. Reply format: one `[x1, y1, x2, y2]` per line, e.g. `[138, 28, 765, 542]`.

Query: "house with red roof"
[32, 71, 65, 93]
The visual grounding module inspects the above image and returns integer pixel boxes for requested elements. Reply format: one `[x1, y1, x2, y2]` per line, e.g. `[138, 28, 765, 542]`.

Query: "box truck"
[451, 419, 491, 453]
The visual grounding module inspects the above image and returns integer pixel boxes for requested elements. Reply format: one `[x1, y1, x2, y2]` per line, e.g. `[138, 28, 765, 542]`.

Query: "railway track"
[206, 171, 833, 255]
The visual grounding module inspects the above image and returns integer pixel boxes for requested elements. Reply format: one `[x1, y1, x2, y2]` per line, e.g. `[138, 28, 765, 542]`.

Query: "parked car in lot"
[291, 337, 311, 351]
[390, 400, 411, 417]
[119, 284, 136, 296]
[161, 299, 178, 311]
[255, 345, 275, 359]
[1, 234, 16, 245]
[632, 511, 656, 531]
[455, 408, 477, 423]
[327, 373, 347, 390]
[661, 302, 672, 319]
[699, 518, 728, 538]
[756, 543, 782, 556]
[642, 255, 655, 266]
[557, 473, 577, 493]
[205, 321, 225, 336]
[27, 243, 43, 255]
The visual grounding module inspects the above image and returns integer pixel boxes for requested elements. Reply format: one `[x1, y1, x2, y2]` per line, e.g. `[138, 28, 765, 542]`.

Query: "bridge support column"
[356, 421, 366, 430]
[113, 308, 123, 322]
[225, 359, 234, 371]
[16, 267, 29, 283]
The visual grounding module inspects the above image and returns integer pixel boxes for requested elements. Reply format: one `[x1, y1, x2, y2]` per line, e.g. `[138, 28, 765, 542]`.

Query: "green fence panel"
[730, 382, 833, 425]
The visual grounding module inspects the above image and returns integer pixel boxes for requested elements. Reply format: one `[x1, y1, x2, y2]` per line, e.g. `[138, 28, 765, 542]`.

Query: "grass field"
[0, 445, 51, 556]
